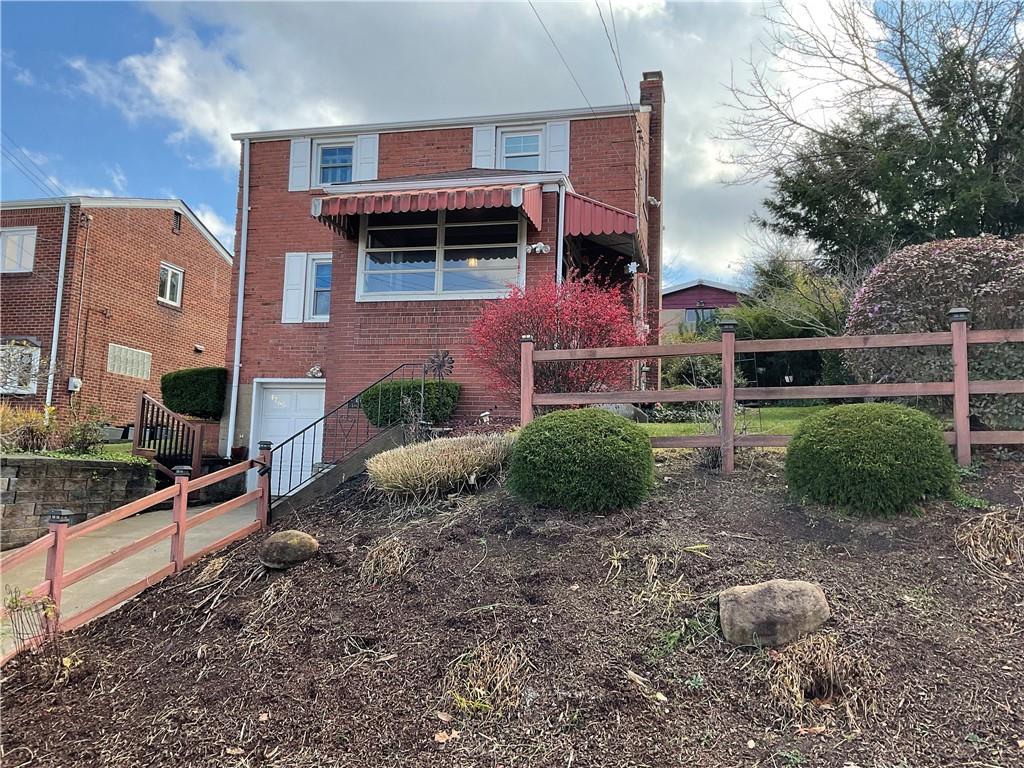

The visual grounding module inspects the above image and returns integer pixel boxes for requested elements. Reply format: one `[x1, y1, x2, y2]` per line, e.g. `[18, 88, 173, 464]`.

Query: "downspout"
[555, 179, 566, 283]
[44, 201, 72, 410]
[225, 138, 251, 458]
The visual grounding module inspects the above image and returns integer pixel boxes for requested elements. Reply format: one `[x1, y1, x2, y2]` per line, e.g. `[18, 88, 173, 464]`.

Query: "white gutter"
[44, 201, 71, 409]
[225, 138, 251, 458]
[555, 181, 566, 283]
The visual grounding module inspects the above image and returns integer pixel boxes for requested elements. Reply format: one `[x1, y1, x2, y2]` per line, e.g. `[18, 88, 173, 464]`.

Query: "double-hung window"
[158, 262, 184, 307]
[318, 144, 353, 185]
[499, 130, 542, 171]
[359, 208, 523, 300]
[1, 227, 37, 273]
[307, 255, 332, 320]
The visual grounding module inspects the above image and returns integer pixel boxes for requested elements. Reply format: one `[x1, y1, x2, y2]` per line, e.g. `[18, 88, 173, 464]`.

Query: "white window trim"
[1, 226, 38, 274]
[313, 138, 355, 187]
[0, 342, 41, 395]
[305, 253, 333, 321]
[498, 126, 545, 171]
[355, 212, 526, 303]
[158, 261, 184, 307]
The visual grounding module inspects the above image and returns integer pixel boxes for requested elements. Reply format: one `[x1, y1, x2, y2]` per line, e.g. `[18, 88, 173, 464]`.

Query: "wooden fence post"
[170, 465, 191, 572]
[43, 509, 71, 634]
[257, 441, 273, 529]
[520, 335, 535, 426]
[948, 307, 972, 467]
[719, 320, 738, 475]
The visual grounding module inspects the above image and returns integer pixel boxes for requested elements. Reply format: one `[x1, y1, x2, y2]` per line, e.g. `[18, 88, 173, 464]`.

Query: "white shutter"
[288, 138, 312, 191]
[472, 125, 497, 168]
[545, 120, 570, 174]
[281, 252, 307, 323]
[354, 134, 379, 181]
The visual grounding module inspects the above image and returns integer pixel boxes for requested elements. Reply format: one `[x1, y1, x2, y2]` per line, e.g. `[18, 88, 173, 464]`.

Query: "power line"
[1, 146, 64, 199]
[1, 130, 67, 197]
[595, 1, 645, 157]
[527, 1, 597, 115]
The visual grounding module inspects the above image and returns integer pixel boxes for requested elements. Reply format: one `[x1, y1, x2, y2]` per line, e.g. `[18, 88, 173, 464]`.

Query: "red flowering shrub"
[846, 235, 1023, 428]
[468, 277, 648, 397]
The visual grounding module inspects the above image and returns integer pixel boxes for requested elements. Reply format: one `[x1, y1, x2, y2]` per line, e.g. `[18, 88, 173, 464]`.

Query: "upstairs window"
[1, 226, 37, 273]
[158, 262, 184, 307]
[307, 255, 332, 320]
[0, 341, 41, 394]
[359, 208, 522, 300]
[318, 144, 354, 185]
[500, 131, 542, 171]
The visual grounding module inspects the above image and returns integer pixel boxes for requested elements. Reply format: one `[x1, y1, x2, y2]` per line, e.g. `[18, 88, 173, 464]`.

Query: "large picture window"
[358, 208, 523, 300]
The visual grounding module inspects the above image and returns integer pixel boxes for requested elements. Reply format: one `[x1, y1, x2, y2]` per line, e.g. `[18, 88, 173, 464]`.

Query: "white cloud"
[193, 203, 235, 251]
[108, 163, 127, 194]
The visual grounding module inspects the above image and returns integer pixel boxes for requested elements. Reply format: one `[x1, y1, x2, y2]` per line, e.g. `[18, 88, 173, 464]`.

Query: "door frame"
[248, 378, 327, 491]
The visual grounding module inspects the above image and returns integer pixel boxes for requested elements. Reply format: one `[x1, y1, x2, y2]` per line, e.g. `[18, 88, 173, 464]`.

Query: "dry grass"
[631, 553, 692, 617]
[955, 506, 1024, 583]
[359, 537, 415, 585]
[764, 634, 879, 728]
[367, 433, 515, 502]
[442, 641, 530, 717]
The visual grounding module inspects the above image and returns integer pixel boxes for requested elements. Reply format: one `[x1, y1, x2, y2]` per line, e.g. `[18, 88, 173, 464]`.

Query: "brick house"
[224, 72, 664, 487]
[660, 279, 746, 338]
[0, 197, 233, 426]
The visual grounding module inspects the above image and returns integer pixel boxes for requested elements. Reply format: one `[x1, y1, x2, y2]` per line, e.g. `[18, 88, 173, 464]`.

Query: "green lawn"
[99, 441, 133, 455]
[640, 405, 829, 437]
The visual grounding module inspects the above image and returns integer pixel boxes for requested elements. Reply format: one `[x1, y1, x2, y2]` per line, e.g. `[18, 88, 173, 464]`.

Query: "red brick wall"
[378, 128, 473, 178]
[1, 204, 231, 425]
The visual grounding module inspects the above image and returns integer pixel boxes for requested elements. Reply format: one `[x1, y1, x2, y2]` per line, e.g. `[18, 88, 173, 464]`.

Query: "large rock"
[258, 530, 319, 569]
[719, 579, 830, 647]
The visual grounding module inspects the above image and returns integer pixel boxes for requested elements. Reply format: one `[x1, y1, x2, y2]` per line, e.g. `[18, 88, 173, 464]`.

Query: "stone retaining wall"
[1, 455, 155, 550]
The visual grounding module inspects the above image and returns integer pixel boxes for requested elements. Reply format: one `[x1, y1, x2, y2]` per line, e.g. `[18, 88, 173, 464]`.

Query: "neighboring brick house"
[0, 198, 233, 425]
[224, 72, 665, 488]
[660, 279, 746, 338]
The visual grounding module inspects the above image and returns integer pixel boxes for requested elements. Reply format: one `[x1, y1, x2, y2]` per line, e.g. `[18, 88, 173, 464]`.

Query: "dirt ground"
[2, 449, 1022, 768]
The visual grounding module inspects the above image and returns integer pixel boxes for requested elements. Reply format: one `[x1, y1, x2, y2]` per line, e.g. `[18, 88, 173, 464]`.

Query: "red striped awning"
[314, 183, 543, 230]
[564, 192, 637, 237]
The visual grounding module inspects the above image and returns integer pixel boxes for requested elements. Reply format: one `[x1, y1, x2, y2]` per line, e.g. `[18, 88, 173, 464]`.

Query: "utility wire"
[1, 146, 64, 199]
[1, 129, 67, 197]
[527, 0, 597, 116]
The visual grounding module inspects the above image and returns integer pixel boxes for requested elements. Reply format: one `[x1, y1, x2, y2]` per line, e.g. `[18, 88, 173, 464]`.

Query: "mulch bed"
[2, 449, 1022, 767]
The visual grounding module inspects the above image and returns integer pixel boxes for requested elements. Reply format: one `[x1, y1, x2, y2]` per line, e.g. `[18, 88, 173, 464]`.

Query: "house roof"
[230, 103, 650, 142]
[661, 278, 746, 296]
[0, 196, 232, 264]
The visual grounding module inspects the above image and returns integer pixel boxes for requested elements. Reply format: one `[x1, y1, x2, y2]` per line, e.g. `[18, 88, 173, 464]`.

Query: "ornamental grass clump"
[786, 403, 956, 516]
[508, 408, 654, 514]
[366, 433, 514, 502]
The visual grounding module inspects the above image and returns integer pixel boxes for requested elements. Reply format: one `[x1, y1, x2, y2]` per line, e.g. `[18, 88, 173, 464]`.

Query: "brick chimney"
[639, 70, 664, 329]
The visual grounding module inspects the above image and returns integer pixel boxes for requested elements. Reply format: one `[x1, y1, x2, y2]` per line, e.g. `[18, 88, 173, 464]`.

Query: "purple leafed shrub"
[845, 235, 1024, 429]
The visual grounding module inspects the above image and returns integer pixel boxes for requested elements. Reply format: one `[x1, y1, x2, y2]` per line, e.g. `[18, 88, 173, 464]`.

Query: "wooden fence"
[520, 309, 1023, 474]
[0, 443, 274, 664]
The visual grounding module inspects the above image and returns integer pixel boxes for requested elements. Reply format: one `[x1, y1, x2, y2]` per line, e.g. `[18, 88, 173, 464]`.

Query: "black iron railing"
[268, 364, 425, 506]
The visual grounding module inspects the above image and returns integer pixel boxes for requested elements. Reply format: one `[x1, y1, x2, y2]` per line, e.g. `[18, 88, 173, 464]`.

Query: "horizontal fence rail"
[521, 309, 1023, 473]
[0, 447, 274, 664]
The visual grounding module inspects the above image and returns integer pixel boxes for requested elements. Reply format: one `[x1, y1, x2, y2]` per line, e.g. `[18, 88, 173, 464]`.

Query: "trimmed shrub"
[508, 408, 654, 514]
[367, 433, 514, 501]
[160, 367, 228, 420]
[786, 403, 956, 516]
[846, 235, 1024, 428]
[361, 380, 461, 428]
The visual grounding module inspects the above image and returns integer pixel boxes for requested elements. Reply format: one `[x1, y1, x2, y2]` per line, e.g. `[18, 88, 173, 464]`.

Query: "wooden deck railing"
[0, 442, 274, 664]
[131, 392, 213, 479]
[520, 309, 1023, 473]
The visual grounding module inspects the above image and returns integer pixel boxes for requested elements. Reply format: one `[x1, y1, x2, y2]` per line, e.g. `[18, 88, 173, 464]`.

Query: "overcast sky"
[1, 1, 779, 286]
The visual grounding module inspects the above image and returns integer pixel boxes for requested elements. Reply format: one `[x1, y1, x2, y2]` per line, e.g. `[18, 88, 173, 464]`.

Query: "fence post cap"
[257, 440, 273, 450]
[173, 465, 193, 477]
[520, 335, 535, 343]
[47, 508, 74, 525]
[718, 319, 738, 332]
[947, 307, 971, 322]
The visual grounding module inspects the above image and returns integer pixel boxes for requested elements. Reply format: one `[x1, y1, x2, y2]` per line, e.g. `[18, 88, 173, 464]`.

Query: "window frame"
[498, 127, 544, 172]
[158, 261, 185, 307]
[0, 342, 41, 395]
[314, 139, 355, 186]
[1, 226, 38, 274]
[106, 343, 153, 380]
[356, 210, 526, 302]
[305, 253, 333, 321]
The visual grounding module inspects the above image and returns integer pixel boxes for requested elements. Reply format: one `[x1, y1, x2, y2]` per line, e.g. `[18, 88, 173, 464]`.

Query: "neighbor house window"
[106, 343, 152, 380]
[158, 262, 184, 306]
[500, 131, 542, 171]
[358, 208, 522, 300]
[306, 254, 332, 320]
[318, 144, 354, 185]
[683, 308, 718, 330]
[1, 226, 37, 273]
[0, 342, 41, 395]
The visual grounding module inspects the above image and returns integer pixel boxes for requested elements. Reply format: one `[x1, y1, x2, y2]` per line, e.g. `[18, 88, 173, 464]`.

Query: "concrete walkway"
[1, 501, 257, 658]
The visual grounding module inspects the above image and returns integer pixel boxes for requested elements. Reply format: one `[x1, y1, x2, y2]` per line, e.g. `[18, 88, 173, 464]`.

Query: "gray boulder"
[719, 579, 830, 647]
[258, 530, 319, 569]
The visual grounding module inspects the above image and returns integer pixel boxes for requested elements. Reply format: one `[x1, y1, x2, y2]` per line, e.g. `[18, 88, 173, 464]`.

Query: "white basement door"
[255, 383, 325, 496]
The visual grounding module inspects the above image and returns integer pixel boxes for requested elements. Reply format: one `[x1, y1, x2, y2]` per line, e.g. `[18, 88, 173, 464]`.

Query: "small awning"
[314, 183, 543, 231]
[564, 192, 637, 237]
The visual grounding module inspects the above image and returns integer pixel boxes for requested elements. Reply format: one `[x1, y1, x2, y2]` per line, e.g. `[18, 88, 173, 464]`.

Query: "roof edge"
[661, 278, 747, 296]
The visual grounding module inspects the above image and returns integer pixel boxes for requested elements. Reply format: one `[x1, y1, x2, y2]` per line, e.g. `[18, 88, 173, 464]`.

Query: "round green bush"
[786, 403, 956, 516]
[508, 408, 654, 514]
